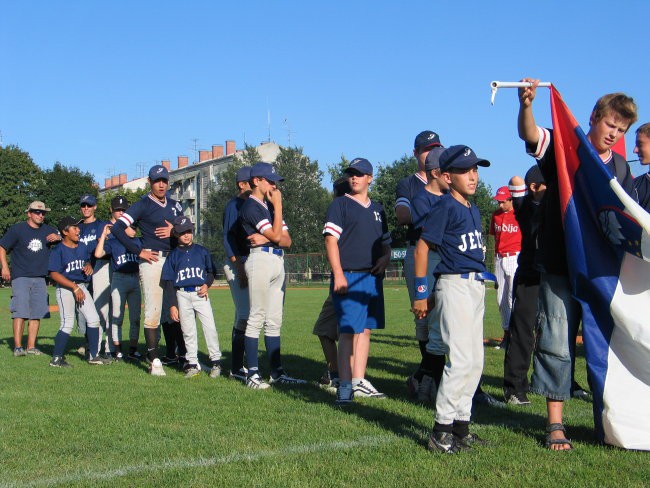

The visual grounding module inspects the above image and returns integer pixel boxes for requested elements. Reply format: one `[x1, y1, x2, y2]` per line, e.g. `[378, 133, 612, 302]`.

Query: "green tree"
[96, 187, 150, 221]
[273, 147, 330, 254]
[201, 144, 261, 255]
[368, 155, 418, 248]
[0, 146, 44, 235]
[469, 180, 497, 234]
[326, 155, 350, 185]
[41, 162, 97, 224]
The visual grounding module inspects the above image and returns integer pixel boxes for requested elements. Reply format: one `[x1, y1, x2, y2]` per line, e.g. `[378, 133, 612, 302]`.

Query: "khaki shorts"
[311, 294, 338, 341]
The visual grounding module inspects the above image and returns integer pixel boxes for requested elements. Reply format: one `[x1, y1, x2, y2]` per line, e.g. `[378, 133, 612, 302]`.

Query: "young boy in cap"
[633, 123, 650, 211]
[397, 130, 444, 398]
[94, 196, 142, 361]
[412, 145, 492, 453]
[222, 166, 252, 381]
[489, 186, 522, 350]
[518, 78, 637, 450]
[324, 158, 391, 405]
[49, 216, 109, 367]
[0, 201, 60, 356]
[239, 162, 304, 388]
[162, 215, 222, 378]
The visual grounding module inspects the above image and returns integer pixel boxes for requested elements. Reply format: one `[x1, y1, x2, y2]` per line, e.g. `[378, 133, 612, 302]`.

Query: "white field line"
[0, 435, 395, 488]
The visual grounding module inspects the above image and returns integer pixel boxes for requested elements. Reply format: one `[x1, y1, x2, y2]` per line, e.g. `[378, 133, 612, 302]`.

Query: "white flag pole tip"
[490, 81, 552, 105]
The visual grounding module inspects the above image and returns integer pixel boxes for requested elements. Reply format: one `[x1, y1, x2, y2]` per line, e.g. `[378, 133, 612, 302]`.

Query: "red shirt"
[490, 210, 522, 254]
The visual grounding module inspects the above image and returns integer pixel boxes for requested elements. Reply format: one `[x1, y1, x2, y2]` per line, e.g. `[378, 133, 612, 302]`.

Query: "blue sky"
[2, 1, 649, 192]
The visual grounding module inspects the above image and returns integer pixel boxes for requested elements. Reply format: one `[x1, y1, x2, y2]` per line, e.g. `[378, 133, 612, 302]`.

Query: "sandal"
[545, 423, 573, 451]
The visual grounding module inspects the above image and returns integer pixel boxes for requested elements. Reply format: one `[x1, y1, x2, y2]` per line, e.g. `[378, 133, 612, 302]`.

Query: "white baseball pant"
[224, 260, 249, 332]
[176, 289, 221, 365]
[244, 249, 285, 339]
[139, 256, 166, 329]
[494, 253, 518, 331]
[56, 284, 100, 334]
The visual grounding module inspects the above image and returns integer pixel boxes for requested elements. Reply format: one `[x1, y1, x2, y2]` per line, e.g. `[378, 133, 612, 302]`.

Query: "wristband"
[73, 286, 80, 293]
[414, 276, 428, 300]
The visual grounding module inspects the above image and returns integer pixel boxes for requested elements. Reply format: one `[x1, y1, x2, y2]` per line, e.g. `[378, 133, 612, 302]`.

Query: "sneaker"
[353, 379, 387, 399]
[454, 432, 489, 449]
[473, 391, 506, 408]
[99, 353, 114, 363]
[269, 373, 308, 385]
[335, 383, 354, 406]
[316, 372, 340, 392]
[417, 375, 437, 403]
[246, 373, 271, 390]
[13, 347, 26, 357]
[427, 431, 461, 454]
[161, 355, 179, 366]
[406, 375, 419, 399]
[209, 364, 222, 378]
[572, 387, 592, 402]
[88, 355, 112, 365]
[149, 358, 166, 376]
[26, 347, 43, 356]
[76, 343, 87, 356]
[126, 350, 144, 361]
[229, 367, 248, 382]
[49, 356, 72, 368]
[112, 352, 124, 362]
[506, 391, 531, 406]
[184, 364, 202, 379]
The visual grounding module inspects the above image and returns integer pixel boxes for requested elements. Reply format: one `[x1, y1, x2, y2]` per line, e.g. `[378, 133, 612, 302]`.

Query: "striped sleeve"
[394, 178, 411, 209]
[323, 221, 342, 240]
[528, 126, 551, 160]
[509, 184, 527, 198]
[256, 218, 272, 234]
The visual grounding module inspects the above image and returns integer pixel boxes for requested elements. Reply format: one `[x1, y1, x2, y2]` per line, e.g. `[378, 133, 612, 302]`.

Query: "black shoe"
[505, 391, 531, 406]
[161, 355, 179, 366]
[473, 391, 507, 408]
[572, 382, 592, 402]
[126, 350, 144, 361]
[427, 431, 461, 454]
[50, 356, 72, 368]
[454, 432, 489, 449]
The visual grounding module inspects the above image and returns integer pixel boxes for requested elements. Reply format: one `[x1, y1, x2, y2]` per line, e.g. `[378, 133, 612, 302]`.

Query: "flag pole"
[490, 80, 552, 105]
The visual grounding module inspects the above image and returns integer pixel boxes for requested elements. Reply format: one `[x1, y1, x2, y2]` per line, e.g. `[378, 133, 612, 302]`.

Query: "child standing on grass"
[49, 217, 110, 367]
[412, 146, 492, 453]
[162, 215, 222, 379]
[323, 158, 391, 405]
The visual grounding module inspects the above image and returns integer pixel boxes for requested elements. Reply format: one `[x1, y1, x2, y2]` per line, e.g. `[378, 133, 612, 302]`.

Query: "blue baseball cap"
[439, 145, 491, 172]
[79, 194, 97, 206]
[173, 215, 194, 234]
[424, 146, 446, 171]
[148, 164, 169, 181]
[250, 162, 284, 182]
[344, 158, 373, 176]
[236, 166, 252, 182]
[414, 130, 442, 150]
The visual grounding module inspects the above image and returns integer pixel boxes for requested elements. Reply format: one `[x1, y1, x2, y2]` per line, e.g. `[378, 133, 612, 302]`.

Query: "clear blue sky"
[2, 1, 649, 192]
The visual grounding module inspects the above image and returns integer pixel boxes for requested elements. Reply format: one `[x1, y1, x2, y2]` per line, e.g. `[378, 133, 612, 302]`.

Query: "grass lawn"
[0, 286, 646, 487]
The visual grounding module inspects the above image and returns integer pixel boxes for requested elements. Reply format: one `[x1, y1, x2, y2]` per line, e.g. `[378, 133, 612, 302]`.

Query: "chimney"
[178, 155, 189, 168]
[199, 150, 211, 162]
[105, 178, 112, 188]
[226, 140, 236, 156]
[161, 159, 171, 171]
[111, 175, 120, 187]
[212, 145, 224, 159]
[119, 173, 127, 185]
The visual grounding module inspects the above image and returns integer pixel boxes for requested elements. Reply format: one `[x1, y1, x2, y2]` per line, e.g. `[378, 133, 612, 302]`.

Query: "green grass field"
[0, 286, 647, 487]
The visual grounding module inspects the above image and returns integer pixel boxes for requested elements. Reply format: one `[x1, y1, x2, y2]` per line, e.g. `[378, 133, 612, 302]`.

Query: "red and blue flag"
[550, 87, 650, 450]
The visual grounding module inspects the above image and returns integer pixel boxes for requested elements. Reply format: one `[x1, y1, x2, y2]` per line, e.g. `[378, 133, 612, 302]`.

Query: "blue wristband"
[414, 276, 428, 300]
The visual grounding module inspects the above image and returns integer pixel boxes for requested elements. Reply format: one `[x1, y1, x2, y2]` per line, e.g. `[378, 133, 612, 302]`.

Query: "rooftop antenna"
[0, 130, 3, 147]
[283, 118, 293, 147]
[136, 162, 146, 178]
[190, 138, 200, 163]
[267, 99, 271, 143]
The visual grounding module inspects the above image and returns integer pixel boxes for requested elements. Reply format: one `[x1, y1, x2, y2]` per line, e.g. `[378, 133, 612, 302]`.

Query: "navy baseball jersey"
[411, 190, 444, 230]
[634, 173, 650, 212]
[395, 173, 427, 243]
[0, 222, 58, 278]
[323, 194, 391, 270]
[113, 193, 182, 253]
[48, 242, 92, 283]
[78, 220, 109, 254]
[162, 243, 216, 287]
[420, 194, 486, 275]
[103, 235, 140, 273]
[239, 196, 288, 249]
[223, 196, 250, 258]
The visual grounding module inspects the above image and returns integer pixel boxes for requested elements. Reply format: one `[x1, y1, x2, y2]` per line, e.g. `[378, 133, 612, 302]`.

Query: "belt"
[344, 268, 372, 273]
[459, 272, 497, 282]
[254, 246, 284, 257]
[178, 286, 200, 292]
[497, 252, 519, 258]
[143, 249, 170, 257]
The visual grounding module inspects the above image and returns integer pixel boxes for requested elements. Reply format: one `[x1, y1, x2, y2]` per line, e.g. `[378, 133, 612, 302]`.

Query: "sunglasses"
[80, 203, 95, 208]
[29, 210, 46, 215]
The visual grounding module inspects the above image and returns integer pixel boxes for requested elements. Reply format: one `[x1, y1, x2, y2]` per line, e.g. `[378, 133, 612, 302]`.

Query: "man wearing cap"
[489, 186, 522, 350]
[0, 201, 60, 356]
[94, 196, 142, 361]
[397, 130, 444, 399]
[222, 166, 253, 381]
[77, 194, 112, 358]
[239, 162, 304, 388]
[111, 164, 184, 375]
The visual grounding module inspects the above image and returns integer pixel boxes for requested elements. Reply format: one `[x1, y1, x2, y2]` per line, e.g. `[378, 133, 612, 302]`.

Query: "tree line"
[0, 144, 496, 260]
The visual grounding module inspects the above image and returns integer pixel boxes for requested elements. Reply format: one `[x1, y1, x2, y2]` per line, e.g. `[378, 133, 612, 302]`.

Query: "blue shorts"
[331, 272, 384, 334]
[10, 277, 50, 320]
